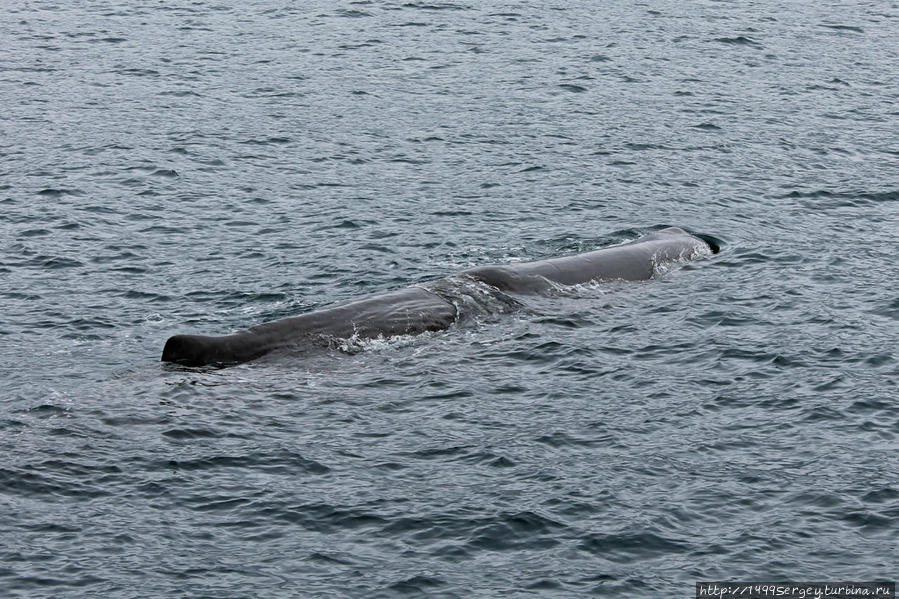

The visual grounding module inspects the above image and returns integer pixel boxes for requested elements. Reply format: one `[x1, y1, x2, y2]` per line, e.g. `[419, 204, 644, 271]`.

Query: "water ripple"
[1, 0, 897, 596]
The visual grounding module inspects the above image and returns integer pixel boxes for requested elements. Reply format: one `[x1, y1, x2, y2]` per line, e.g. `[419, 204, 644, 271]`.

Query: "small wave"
[404, 444, 471, 460]
[139, 224, 188, 234]
[820, 24, 864, 33]
[0, 465, 114, 500]
[115, 68, 159, 76]
[714, 36, 762, 48]
[336, 9, 372, 18]
[626, 142, 673, 151]
[25, 255, 84, 269]
[165, 453, 330, 475]
[779, 188, 899, 208]
[24, 403, 70, 417]
[19, 228, 51, 237]
[466, 510, 567, 551]
[578, 530, 688, 561]
[651, 243, 714, 276]
[535, 431, 604, 448]
[425, 275, 524, 321]
[384, 575, 446, 595]
[267, 502, 387, 532]
[320, 330, 431, 355]
[123, 290, 171, 302]
[861, 488, 899, 504]
[402, 2, 468, 10]
[161, 427, 223, 439]
[868, 298, 899, 321]
[37, 188, 81, 198]
[158, 90, 202, 97]
[240, 136, 292, 145]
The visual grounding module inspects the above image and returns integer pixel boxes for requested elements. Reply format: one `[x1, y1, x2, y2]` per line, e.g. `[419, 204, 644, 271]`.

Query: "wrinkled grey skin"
[162, 227, 713, 367]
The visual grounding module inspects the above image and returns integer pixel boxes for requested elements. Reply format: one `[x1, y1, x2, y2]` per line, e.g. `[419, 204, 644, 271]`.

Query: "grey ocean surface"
[1, 1, 897, 597]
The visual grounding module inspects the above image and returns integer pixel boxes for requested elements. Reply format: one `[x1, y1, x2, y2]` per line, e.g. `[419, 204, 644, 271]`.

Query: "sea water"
[1, 1, 897, 597]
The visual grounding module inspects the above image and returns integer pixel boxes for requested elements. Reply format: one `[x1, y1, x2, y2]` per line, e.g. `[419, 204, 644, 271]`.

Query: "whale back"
[162, 286, 456, 366]
[161, 228, 714, 367]
[463, 227, 709, 291]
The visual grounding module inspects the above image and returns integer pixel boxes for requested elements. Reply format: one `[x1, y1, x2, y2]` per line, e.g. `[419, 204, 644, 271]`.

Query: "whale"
[161, 227, 715, 367]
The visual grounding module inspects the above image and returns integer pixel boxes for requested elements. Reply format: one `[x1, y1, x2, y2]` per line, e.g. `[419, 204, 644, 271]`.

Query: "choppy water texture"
[1, 1, 897, 597]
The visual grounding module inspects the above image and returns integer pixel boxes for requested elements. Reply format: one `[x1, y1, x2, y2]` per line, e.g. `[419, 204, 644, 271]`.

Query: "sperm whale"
[161, 227, 715, 367]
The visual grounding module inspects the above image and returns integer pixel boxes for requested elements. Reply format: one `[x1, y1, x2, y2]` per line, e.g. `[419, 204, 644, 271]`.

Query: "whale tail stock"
[162, 227, 716, 367]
